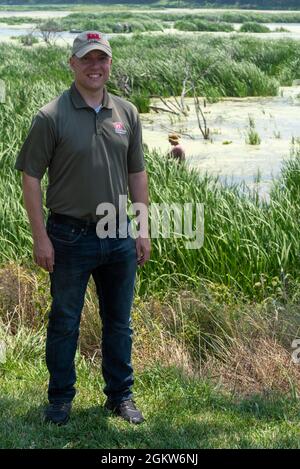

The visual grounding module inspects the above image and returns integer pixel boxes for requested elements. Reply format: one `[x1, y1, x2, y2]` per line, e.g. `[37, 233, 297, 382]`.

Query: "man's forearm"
[128, 170, 149, 206]
[128, 170, 149, 237]
[22, 172, 47, 242]
[128, 170, 151, 264]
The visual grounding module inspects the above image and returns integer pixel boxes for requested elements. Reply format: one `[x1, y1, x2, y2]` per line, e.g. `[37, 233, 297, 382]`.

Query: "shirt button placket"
[96, 114, 103, 135]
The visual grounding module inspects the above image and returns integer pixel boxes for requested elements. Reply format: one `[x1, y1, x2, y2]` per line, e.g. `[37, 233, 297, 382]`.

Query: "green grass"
[2, 34, 300, 98]
[240, 22, 271, 33]
[3, 7, 300, 32]
[1, 261, 299, 393]
[275, 27, 290, 33]
[69, 10, 300, 25]
[0, 16, 38, 25]
[47, 13, 165, 34]
[191, 11, 300, 24]
[0, 331, 299, 449]
[175, 19, 234, 32]
[137, 144, 300, 297]
[13, 34, 39, 46]
[246, 116, 261, 144]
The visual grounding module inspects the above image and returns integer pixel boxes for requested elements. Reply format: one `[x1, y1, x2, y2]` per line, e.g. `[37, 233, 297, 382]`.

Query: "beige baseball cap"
[72, 31, 112, 58]
[168, 133, 180, 144]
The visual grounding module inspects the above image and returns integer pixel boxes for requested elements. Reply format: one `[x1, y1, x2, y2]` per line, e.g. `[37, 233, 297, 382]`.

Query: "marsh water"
[141, 86, 300, 199]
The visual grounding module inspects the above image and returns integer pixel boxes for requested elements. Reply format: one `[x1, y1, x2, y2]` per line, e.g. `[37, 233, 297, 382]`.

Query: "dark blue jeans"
[45, 213, 137, 405]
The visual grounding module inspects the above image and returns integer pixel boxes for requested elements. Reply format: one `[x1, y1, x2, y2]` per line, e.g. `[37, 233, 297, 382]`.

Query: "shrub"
[246, 116, 261, 145]
[19, 34, 39, 47]
[174, 20, 198, 32]
[240, 23, 271, 33]
[175, 19, 234, 32]
[129, 93, 150, 113]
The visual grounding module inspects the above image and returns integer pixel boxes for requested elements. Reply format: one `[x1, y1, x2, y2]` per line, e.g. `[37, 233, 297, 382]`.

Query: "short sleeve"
[15, 111, 56, 179]
[127, 111, 145, 173]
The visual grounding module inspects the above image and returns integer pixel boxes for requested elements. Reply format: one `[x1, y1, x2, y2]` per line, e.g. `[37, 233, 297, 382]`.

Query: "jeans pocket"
[47, 221, 83, 245]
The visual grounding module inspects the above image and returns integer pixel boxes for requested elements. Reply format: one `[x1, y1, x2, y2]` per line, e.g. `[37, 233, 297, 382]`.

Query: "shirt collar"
[102, 87, 113, 109]
[70, 82, 113, 110]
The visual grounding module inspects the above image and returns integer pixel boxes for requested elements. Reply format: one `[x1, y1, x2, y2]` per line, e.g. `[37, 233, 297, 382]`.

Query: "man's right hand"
[33, 235, 55, 273]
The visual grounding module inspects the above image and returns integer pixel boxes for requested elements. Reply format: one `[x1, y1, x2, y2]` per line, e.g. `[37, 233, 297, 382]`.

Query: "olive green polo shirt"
[15, 82, 145, 221]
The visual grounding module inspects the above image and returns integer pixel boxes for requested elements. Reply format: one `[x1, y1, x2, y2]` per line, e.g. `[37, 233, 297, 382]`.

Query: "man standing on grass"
[15, 31, 150, 425]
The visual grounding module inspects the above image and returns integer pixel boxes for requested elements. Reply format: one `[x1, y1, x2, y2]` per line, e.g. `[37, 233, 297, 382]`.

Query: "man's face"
[70, 49, 112, 92]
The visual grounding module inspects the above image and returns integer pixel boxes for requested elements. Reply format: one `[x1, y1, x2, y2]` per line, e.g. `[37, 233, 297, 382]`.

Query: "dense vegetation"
[1, 35, 300, 297]
[3, 10, 300, 33]
[51, 12, 165, 33]
[239, 21, 270, 32]
[175, 19, 234, 31]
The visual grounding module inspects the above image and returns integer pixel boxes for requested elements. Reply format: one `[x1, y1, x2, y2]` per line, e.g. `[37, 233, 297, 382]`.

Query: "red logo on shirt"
[113, 122, 127, 134]
[87, 33, 101, 41]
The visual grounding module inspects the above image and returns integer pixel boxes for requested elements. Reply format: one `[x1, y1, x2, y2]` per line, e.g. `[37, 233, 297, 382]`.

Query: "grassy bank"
[0, 263, 299, 448]
[1, 261, 299, 386]
[1, 344, 299, 448]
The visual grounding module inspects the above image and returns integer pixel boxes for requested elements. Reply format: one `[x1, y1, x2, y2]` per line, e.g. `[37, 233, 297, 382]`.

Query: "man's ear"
[69, 57, 75, 71]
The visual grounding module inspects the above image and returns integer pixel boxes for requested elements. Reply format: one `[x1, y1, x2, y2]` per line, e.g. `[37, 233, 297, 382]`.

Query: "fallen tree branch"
[149, 105, 180, 115]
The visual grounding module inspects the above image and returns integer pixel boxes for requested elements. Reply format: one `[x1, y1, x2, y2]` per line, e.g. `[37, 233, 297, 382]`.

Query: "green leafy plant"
[240, 22, 271, 33]
[246, 116, 261, 145]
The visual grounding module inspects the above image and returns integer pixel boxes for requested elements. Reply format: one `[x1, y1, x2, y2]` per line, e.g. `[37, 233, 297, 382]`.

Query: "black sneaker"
[104, 399, 144, 424]
[44, 401, 72, 426]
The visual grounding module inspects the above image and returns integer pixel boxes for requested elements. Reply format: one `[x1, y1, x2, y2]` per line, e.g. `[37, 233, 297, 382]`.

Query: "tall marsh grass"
[174, 19, 234, 32]
[173, 11, 300, 24]
[3, 34, 300, 101]
[55, 12, 165, 34]
[240, 22, 271, 33]
[246, 116, 261, 144]
[139, 143, 300, 298]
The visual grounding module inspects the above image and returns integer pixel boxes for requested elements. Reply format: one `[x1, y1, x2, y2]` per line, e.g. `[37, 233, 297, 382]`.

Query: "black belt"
[48, 211, 123, 229]
[48, 211, 97, 228]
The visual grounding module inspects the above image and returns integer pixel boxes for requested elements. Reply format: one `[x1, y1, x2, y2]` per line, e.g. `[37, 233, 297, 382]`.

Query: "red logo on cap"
[87, 33, 101, 40]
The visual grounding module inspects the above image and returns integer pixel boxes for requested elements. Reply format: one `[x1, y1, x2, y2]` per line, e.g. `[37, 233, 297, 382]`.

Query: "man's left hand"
[136, 237, 151, 267]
